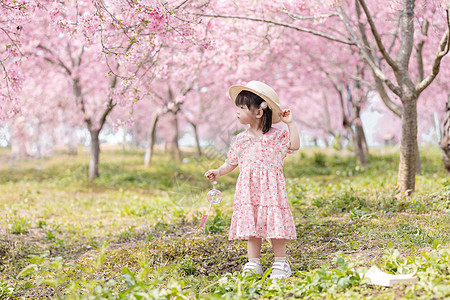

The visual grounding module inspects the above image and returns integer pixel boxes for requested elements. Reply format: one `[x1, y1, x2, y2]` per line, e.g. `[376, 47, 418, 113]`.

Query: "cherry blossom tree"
[9, 62, 80, 159]
[139, 59, 234, 166]
[5, 0, 450, 189]
[196, 4, 370, 162]
[12, 0, 203, 179]
[0, 0, 36, 120]
[200, 0, 450, 194]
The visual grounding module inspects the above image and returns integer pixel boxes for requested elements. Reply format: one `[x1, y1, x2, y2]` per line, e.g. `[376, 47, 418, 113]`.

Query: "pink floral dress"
[226, 127, 297, 240]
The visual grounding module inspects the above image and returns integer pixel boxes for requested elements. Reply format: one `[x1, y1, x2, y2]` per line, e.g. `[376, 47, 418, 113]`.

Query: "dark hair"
[235, 90, 272, 134]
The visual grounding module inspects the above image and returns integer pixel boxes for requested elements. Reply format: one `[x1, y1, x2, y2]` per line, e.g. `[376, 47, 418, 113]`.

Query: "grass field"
[0, 146, 449, 299]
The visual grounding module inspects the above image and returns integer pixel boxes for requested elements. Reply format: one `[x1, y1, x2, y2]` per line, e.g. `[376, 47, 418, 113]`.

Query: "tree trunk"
[144, 113, 159, 167]
[339, 86, 367, 165]
[313, 137, 318, 147]
[89, 129, 100, 180]
[10, 116, 28, 160]
[190, 121, 202, 157]
[397, 97, 418, 194]
[353, 125, 367, 165]
[344, 124, 366, 165]
[416, 144, 422, 175]
[358, 123, 369, 157]
[440, 95, 450, 173]
[353, 105, 368, 165]
[173, 113, 182, 162]
[121, 129, 127, 152]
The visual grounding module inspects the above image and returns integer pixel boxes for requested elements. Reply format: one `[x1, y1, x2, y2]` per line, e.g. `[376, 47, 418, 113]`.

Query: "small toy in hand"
[199, 182, 222, 228]
[207, 183, 223, 204]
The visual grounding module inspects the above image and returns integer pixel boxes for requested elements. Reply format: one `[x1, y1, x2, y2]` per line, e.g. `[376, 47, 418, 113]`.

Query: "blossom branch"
[37, 44, 72, 75]
[415, 19, 429, 83]
[338, 7, 401, 97]
[416, 9, 450, 95]
[283, 10, 340, 21]
[196, 13, 356, 45]
[357, 0, 398, 71]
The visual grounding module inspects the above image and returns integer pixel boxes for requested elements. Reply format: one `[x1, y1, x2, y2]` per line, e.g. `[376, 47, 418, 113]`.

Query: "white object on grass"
[360, 266, 418, 287]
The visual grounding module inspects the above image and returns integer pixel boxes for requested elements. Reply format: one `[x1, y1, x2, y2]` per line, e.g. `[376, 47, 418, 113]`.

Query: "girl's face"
[236, 104, 260, 125]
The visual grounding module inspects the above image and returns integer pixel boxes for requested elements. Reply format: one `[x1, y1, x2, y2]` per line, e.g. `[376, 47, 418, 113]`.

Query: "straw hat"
[228, 81, 282, 123]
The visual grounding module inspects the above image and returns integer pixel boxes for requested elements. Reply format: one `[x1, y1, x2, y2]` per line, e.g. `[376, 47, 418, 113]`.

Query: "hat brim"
[228, 85, 282, 123]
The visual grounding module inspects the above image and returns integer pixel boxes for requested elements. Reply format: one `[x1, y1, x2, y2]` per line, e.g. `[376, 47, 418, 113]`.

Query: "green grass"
[0, 146, 449, 299]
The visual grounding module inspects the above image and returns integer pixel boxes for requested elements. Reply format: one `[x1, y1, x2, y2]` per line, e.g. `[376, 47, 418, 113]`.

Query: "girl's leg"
[270, 239, 291, 278]
[242, 237, 263, 275]
[248, 237, 262, 258]
[271, 238, 286, 257]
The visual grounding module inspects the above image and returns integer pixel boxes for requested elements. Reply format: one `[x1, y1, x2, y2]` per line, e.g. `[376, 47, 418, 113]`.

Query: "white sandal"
[242, 261, 263, 276]
[270, 261, 292, 279]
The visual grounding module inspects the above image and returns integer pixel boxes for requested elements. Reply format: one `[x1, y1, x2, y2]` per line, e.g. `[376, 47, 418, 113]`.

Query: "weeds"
[204, 211, 227, 234]
[0, 148, 449, 299]
[0, 279, 15, 299]
[10, 216, 31, 234]
[11, 243, 450, 299]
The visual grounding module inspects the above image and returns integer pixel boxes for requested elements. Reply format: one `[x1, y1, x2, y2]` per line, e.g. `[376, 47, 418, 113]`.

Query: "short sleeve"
[279, 129, 295, 156]
[225, 136, 239, 165]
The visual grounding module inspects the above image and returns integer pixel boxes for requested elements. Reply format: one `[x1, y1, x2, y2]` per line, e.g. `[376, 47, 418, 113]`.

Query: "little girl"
[204, 81, 299, 279]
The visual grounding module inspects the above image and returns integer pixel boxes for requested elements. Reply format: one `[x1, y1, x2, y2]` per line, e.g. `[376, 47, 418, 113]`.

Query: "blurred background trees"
[1, 0, 449, 192]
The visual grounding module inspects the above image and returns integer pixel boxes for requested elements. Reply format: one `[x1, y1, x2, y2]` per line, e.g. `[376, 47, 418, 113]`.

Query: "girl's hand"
[204, 169, 220, 182]
[280, 109, 294, 124]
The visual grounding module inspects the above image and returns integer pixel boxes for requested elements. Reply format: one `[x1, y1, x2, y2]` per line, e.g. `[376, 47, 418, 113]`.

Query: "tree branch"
[174, 0, 190, 10]
[0, 27, 23, 57]
[37, 44, 72, 75]
[0, 60, 13, 102]
[374, 75, 403, 117]
[415, 19, 429, 83]
[98, 54, 126, 132]
[339, 7, 401, 96]
[284, 10, 340, 21]
[387, 16, 401, 53]
[98, 98, 116, 132]
[72, 80, 92, 129]
[349, 4, 402, 115]
[196, 13, 356, 45]
[77, 46, 85, 66]
[67, 43, 75, 67]
[416, 10, 450, 94]
[296, 118, 337, 137]
[357, 0, 398, 71]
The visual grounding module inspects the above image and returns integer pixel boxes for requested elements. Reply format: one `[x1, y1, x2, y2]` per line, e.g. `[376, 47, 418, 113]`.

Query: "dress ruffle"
[229, 204, 297, 240]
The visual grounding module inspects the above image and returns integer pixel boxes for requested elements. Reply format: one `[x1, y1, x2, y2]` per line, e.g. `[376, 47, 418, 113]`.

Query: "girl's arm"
[287, 122, 300, 150]
[204, 162, 237, 182]
[280, 109, 300, 150]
